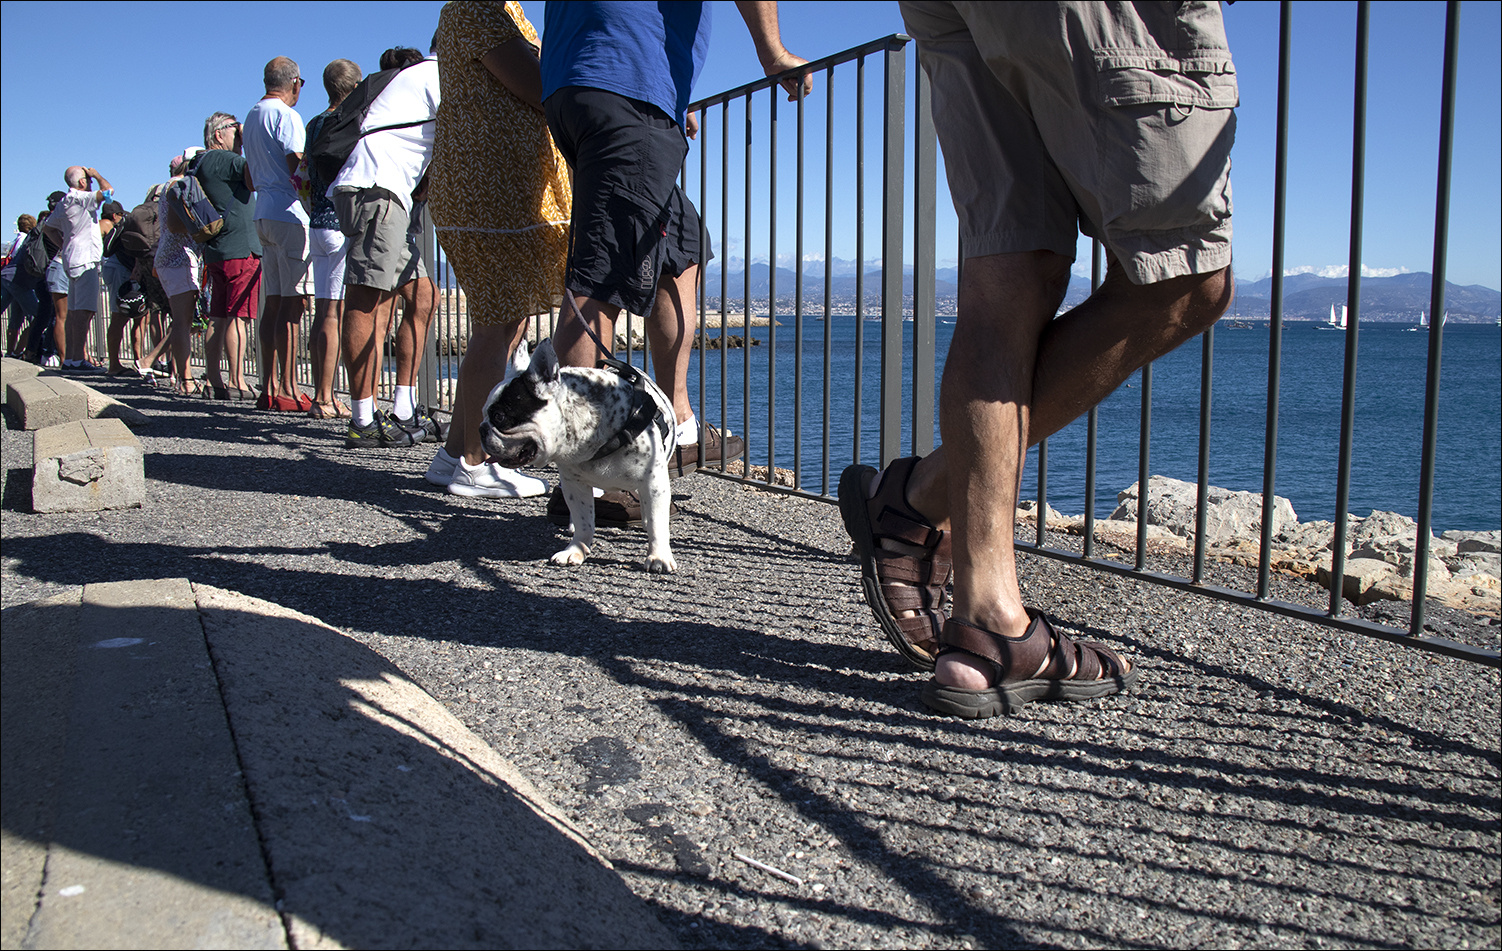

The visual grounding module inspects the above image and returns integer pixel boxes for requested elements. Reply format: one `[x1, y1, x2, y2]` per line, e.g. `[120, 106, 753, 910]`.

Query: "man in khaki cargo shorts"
[838, 1, 1237, 718]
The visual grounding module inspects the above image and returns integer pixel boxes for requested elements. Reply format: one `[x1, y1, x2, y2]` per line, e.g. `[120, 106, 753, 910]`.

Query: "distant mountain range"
[703, 259, 1500, 322]
[1227, 272, 1500, 322]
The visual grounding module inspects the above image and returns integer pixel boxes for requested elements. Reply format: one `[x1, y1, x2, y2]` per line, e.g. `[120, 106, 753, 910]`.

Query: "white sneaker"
[447, 457, 549, 498]
[42, 355, 61, 368]
[425, 446, 459, 486]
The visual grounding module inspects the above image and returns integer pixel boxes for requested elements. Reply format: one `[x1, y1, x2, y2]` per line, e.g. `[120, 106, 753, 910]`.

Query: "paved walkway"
[2, 372, 1498, 949]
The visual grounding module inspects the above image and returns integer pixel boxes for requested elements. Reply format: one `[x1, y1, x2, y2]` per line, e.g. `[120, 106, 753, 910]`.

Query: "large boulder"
[1110, 476, 1297, 546]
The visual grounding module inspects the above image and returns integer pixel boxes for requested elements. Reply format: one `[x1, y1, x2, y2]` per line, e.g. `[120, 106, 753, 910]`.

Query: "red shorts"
[207, 257, 262, 320]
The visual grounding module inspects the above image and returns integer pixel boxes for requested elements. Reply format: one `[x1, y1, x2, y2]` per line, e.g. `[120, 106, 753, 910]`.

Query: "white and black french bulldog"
[480, 339, 678, 574]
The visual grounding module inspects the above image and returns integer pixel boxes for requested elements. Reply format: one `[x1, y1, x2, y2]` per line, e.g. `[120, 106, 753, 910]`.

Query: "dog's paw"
[550, 544, 588, 566]
[646, 552, 677, 574]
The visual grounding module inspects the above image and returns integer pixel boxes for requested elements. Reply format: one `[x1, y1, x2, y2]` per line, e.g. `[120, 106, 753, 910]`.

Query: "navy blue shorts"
[545, 86, 712, 315]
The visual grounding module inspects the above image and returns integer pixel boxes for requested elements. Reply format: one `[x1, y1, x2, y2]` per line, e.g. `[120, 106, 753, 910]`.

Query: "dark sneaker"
[345, 410, 417, 448]
[671, 423, 744, 478]
[546, 486, 677, 529]
[392, 404, 448, 443]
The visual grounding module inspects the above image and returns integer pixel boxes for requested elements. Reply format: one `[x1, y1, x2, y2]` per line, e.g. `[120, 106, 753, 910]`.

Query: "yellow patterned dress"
[430, 0, 571, 325]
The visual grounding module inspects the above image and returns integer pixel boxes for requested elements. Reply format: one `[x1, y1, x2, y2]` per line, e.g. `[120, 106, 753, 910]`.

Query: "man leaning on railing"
[839, 1, 1237, 719]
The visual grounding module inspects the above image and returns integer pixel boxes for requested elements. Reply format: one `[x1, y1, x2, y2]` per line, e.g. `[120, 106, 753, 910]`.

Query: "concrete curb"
[2, 357, 150, 431]
[1, 580, 676, 950]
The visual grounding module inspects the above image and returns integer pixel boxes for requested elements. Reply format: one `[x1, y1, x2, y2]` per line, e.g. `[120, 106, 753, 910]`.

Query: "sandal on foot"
[921, 611, 1137, 719]
[838, 457, 951, 669]
[309, 399, 350, 419]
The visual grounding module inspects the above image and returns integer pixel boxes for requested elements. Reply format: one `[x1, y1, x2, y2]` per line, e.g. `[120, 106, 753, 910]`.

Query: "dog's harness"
[563, 295, 672, 462]
[589, 356, 672, 461]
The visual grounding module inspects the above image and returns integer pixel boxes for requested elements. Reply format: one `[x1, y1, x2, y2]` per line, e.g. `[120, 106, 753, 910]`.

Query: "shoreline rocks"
[1018, 475, 1500, 618]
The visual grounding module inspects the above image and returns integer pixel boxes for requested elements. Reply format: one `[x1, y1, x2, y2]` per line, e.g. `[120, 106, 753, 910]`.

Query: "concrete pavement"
[1, 578, 675, 950]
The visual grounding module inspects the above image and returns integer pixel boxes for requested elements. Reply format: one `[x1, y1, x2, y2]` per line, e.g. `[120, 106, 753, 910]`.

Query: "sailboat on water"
[1321, 303, 1348, 330]
[1406, 310, 1428, 331]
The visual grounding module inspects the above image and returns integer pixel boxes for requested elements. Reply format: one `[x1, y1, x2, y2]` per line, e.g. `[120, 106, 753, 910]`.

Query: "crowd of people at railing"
[2, 1, 1245, 721]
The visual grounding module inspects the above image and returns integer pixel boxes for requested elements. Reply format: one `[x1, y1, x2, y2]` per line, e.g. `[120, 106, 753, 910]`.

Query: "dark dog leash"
[560, 293, 671, 462]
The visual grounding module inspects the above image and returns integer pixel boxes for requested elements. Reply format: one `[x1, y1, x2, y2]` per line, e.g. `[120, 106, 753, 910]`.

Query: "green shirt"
[195, 149, 262, 263]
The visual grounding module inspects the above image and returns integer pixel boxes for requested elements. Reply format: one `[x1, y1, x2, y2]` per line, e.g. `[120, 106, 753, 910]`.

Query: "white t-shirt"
[45, 189, 103, 278]
[244, 96, 309, 225]
[331, 56, 440, 213]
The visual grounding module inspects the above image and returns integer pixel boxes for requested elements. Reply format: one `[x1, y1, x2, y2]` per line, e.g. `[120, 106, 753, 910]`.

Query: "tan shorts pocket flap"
[1095, 49, 1238, 109]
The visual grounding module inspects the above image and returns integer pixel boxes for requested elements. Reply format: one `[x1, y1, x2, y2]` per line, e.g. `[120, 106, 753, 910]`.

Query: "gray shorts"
[899, 0, 1237, 284]
[67, 264, 102, 312]
[255, 218, 311, 297]
[334, 187, 415, 293]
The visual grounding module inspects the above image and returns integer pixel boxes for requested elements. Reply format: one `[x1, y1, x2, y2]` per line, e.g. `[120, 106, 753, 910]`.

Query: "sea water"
[682, 318, 1501, 534]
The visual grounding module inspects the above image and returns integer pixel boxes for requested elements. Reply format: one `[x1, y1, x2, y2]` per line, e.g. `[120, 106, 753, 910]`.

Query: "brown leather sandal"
[838, 457, 952, 669]
[921, 610, 1137, 718]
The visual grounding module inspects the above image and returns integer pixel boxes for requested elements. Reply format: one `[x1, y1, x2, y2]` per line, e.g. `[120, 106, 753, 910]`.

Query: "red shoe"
[295, 392, 313, 412]
[270, 394, 303, 412]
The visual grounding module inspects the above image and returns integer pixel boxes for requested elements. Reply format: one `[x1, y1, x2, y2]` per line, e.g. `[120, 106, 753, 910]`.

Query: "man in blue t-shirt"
[540, 0, 809, 525]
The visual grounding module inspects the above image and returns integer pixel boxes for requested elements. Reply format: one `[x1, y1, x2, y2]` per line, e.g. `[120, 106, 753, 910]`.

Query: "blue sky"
[2, 1, 1497, 288]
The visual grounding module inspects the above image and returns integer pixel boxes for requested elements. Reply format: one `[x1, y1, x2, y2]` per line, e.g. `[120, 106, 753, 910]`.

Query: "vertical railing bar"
[698, 101, 708, 443]
[879, 42, 906, 468]
[418, 205, 438, 411]
[1412, 0, 1460, 636]
[1194, 323, 1214, 583]
[823, 64, 835, 495]
[854, 54, 866, 466]
[1135, 363, 1152, 572]
[1259, 1, 1293, 600]
[912, 60, 937, 458]
[795, 71, 806, 488]
[1330, 1, 1370, 617]
[1083, 241, 1102, 560]
[1037, 439, 1049, 547]
[768, 86, 779, 485]
[743, 92, 753, 474]
[720, 99, 729, 468]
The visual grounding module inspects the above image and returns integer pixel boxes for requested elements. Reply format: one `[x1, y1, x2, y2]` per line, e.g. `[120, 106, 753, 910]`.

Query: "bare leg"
[224, 317, 249, 392]
[51, 295, 68, 361]
[879, 253, 1231, 690]
[66, 310, 93, 365]
[394, 276, 436, 388]
[205, 317, 228, 390]
[646, 265, 698, 425]
[130, 315, 146, 367]
[260, 295, 283, 398]
[276, 296, 304, 398]
[444, 320, 528, 465]
[162, 293, 196, 389]
[106, 314, 130, 372]
[310, 297, 344, 405]
[552, 294, 620, 370]
[898, 257, 1234, 530]
[342, 285, 392, 403]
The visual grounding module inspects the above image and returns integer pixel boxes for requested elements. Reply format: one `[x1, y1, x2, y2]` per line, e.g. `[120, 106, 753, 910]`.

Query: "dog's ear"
[531, 338, 561, 383]
[504, 339, 530, 384]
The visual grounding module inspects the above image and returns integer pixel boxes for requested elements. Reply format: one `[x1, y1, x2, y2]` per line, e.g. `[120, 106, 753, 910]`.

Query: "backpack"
[163, 158, 224, 243]
[116, 201, 161, 259]
[15, 225, 57, 285]
[306, 65, 429, 184]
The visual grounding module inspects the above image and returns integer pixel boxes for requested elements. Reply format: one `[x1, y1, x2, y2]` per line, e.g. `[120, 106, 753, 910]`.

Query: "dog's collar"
[589, 358, 671, 462]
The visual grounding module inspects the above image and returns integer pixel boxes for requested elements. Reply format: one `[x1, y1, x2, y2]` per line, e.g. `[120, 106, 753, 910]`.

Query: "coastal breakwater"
[424, 298, 772, 355]
[1019, 475, 1500, 618]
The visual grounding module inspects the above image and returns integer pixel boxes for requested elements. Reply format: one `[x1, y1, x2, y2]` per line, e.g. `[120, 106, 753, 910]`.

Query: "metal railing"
[672, 7, 1495, 667]
[63, 2, 1494, 668]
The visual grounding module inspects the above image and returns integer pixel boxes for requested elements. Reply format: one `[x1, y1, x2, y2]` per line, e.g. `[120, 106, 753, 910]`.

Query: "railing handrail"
[687, 34, 909, 113]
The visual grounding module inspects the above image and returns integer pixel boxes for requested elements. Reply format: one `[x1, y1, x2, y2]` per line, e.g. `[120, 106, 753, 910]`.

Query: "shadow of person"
[1, 580, 676, 949]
